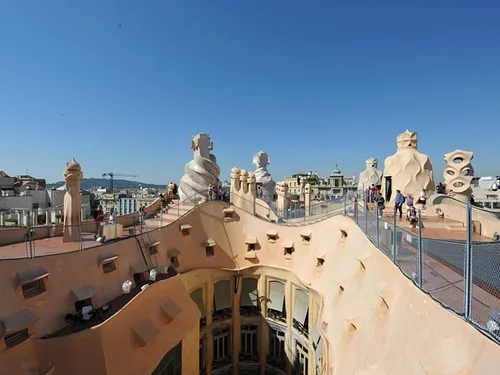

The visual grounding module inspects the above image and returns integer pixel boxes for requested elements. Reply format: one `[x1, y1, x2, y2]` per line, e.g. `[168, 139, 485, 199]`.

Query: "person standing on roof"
[394, 190, 405, 219]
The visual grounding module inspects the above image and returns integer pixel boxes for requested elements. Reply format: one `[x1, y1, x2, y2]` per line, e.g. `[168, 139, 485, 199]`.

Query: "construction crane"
[102, 172, 139, 193]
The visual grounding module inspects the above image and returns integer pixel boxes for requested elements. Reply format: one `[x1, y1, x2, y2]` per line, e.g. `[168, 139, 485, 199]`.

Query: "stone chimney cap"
[65, 158, 81, 172]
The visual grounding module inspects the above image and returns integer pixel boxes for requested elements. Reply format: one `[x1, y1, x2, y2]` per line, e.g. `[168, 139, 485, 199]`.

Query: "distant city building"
[117, 198, 138, 215]
[471, 176, 500, 211]
[284, 166, 357, 199]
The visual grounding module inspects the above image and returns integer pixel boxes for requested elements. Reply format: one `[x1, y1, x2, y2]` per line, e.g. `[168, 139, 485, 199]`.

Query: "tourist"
[394, 190, 405, 219]
[93, 205, 104, 239]
[405, 193, 414, 220]
[418, 189, 427, 209]
[108, 208, 115, 224]
[436, 182, 446, 194]
[139, 205, 145, 224]
[409, 207, 418, 228]
[376, 193, 385, 218]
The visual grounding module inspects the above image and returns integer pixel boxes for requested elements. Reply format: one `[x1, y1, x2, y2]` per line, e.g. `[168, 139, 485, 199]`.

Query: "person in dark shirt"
[376, 194, 385, 218]
[409, 207, 418, 228]
[394, 190, 405, 219]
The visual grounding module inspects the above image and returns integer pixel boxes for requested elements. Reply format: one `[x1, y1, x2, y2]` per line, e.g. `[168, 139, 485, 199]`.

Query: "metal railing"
[0, 192, 202, 259]
[233, 194, 348, 226]
[351, 195, 500, 344]
[0, 204, 92, 228]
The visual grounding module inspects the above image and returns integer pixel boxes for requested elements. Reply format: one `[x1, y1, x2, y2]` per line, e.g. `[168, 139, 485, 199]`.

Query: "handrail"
[231, 193, 347, 226]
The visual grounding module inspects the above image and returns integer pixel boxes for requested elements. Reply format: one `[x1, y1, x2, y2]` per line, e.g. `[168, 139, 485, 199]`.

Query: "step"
[444, 221, 466, 231]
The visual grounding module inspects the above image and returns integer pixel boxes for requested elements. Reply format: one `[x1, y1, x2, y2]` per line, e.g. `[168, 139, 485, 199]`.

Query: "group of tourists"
[363, 185, 427, 229]
[208, 184, 230, 202]
[393, 190, 426, 228]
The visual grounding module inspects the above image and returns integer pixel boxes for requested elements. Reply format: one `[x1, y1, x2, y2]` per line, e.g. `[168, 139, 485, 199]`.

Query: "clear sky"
[1, 0, 499, 184]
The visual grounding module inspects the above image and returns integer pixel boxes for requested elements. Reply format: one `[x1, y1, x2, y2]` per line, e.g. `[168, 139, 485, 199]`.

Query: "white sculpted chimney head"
[252, 151, 270, 169]
[443, 149, 474, 196]
[366, 157, 378, 169]
[396, 129, 418, 149]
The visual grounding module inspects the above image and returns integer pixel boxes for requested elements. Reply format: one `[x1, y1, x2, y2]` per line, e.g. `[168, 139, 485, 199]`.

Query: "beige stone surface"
[382, 130, 436, 203]
[0, 201, 499, 374]
[443, 149, 474, 202]
[62, 158, 83, 243]
[429, 195, 500, 238]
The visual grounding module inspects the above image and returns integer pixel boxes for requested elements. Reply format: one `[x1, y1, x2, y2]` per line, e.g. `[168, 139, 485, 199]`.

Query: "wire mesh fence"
[471, 240, 500, 340]
[421, 238, 466, 314]
[352, 197, 500, 344]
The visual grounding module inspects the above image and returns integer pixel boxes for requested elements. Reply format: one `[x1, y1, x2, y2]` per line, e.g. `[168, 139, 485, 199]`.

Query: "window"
[223, 208, 234, 220]
[240, 278, 259, 315]
[268, 328, 286, 370]
[213, 280, 232, 321]
[102, 260, 116, 274]
[294, 341, 309, 375]
[21, 279, 46, 299]
[267, 281, 286, 323]
[314, 337, 324, 375]
[334, 179, 339, 187]
[180, 224, 192, 236]
[212, 326, 231, 366]
[206, 239, 216, 256]
[151, 341, 182, 375]
[4, 328, 30, 349]
[284, 246, 294, 258]
[206, 246, 215, 257]
[293, 289, 309, 337]
[190, 288, 207, 327]
[148, 242, 159, 255]
[266, 231, 278, 243]
[133, 272, 146, 286]
[170, 256, 180, 268]
[240, 324, 258, 362]
[300, 231, 311, 245]
[200, 337, 206, 374]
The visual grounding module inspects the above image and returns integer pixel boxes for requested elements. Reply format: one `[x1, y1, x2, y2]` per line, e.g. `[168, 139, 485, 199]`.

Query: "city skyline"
[1, 0, 499, 183]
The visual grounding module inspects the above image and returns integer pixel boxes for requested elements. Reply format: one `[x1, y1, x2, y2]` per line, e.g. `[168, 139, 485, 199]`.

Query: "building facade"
[117, 197, 138, 215]
[284, 167, 357, 200]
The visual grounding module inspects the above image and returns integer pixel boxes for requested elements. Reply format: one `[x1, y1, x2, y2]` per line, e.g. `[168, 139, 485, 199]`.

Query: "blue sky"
[1, 0, 499, 184]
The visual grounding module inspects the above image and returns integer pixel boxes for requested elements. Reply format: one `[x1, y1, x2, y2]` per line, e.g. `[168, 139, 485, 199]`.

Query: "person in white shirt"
[418, 189, 427, 209]
[108, 208, 115, 224]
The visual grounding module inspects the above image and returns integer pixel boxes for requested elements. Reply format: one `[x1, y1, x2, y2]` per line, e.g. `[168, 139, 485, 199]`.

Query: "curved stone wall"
[0, 202, 499, 374]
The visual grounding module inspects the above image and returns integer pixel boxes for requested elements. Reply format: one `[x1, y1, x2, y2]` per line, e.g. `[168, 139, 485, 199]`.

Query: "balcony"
[239, 305, 260, 316]
[212, 308, 232, 322]
[293, 319, 309, 339]
[267, 308, 286, 324]
[43, 266, 178, 338]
